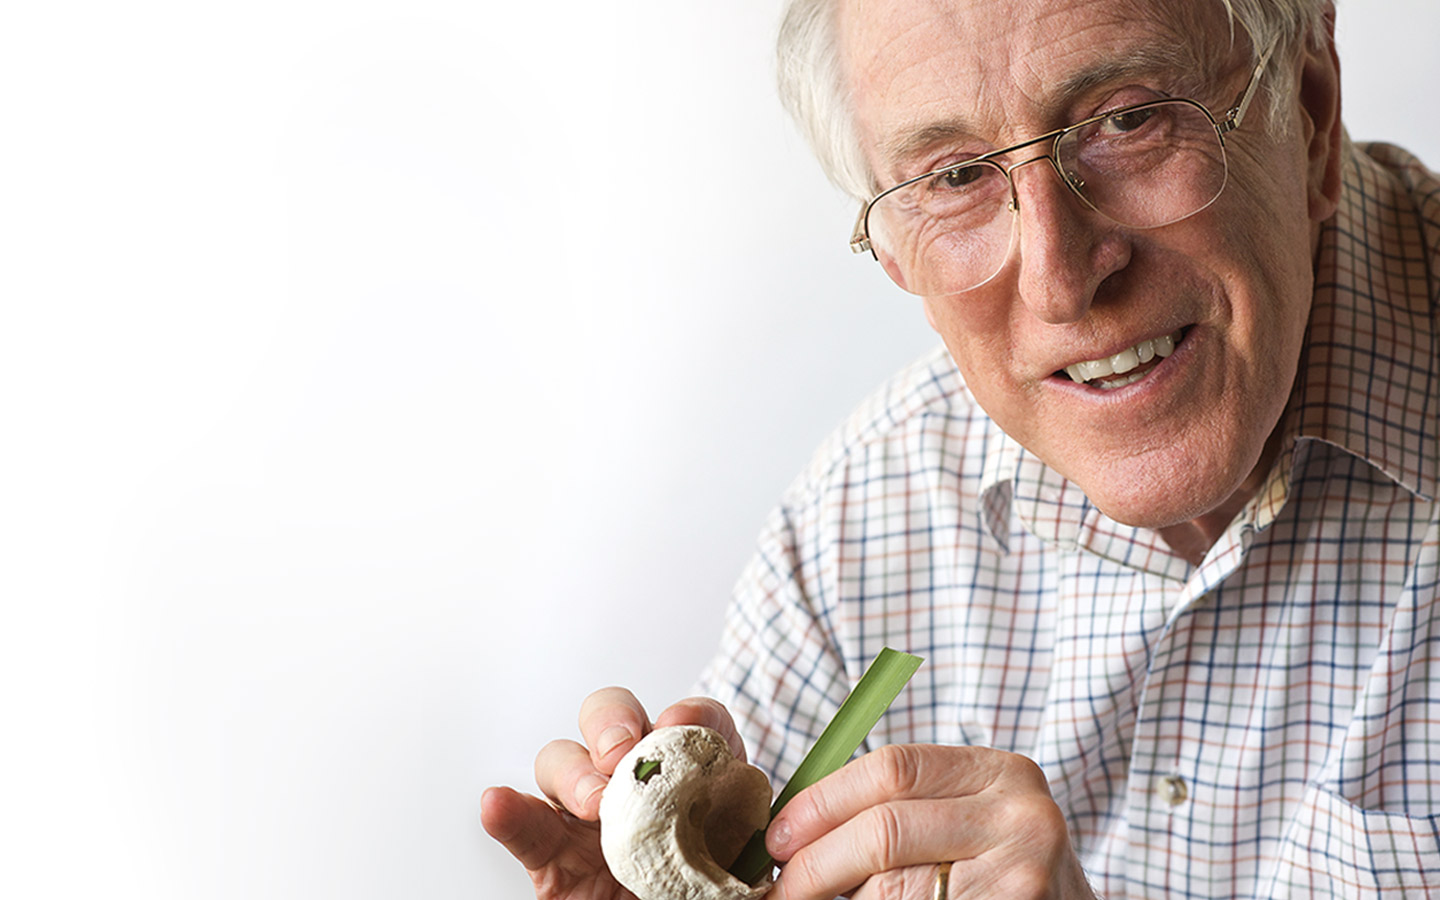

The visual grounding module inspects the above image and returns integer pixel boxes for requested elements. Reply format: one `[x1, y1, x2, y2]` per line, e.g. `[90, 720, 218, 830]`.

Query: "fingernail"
[597, 724, 635, 760]
[576, 773, 607, 811]
[767, 818, 791, 854]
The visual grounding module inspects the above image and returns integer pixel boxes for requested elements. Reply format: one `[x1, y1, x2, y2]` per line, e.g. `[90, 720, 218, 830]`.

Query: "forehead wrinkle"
[846, 0, 1240, 191]
[843, 0, 1013, 181]
[876, 41, 1211, 181]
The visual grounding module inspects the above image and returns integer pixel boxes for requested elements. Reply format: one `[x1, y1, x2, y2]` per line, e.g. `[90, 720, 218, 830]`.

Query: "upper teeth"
[1065, 331, 1180, 384]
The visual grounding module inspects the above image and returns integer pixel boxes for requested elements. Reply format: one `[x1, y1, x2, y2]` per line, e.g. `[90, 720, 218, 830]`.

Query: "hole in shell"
[634, 758, 662, 783]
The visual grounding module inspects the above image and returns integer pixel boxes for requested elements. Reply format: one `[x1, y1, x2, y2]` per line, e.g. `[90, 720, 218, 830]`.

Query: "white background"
[3, 2, 1437, 898]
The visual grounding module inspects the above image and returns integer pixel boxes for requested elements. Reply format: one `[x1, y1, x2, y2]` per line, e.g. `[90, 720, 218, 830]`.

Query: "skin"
[481, 691, 746, 900]
[486, 1, 1345, 898]
[846, 0, 1343, 561]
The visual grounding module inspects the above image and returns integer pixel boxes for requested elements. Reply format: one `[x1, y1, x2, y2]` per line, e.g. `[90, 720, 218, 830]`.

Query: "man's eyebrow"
[878, 120, 983, 176]
[1052, 45, 1202, 100]
[878, 45, 1204, 179]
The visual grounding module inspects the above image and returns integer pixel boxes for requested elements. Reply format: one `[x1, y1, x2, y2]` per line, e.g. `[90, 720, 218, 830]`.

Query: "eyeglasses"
[850, 38, 1278, 297]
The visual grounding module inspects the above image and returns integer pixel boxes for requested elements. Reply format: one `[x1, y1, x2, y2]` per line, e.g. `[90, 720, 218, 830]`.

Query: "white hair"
[777, 0, 1332, 201]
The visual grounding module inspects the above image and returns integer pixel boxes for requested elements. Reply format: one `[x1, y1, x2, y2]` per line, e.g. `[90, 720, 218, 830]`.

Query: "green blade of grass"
[727, 647, 923, 886]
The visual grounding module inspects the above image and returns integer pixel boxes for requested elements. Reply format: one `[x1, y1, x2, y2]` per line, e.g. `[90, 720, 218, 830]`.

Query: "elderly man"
[484, 0, 1440, 896]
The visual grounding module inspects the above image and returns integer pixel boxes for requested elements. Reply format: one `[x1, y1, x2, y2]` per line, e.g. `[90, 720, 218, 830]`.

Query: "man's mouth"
[1061, 328, 1186, 389]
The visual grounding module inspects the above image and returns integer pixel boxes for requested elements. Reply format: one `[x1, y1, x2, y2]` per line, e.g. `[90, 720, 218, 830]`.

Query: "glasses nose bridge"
[1000, 145, 1078, 213]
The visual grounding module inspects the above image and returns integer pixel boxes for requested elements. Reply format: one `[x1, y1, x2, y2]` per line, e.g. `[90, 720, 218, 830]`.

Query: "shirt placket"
[1120, 512, 1262, 895]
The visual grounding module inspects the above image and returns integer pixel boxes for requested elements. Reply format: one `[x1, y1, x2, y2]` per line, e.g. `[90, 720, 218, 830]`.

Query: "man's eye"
[935, 164, 986, 190]
[1101, 107, 1157, 135]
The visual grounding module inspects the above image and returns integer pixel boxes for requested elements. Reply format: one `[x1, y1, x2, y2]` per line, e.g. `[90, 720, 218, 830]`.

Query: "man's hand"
[762, 744, 1093, 900]
[481, 688, 749, 900]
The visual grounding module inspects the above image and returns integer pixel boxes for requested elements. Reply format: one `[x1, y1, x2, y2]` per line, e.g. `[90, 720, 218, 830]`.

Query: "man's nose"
[1007, 156, 1130, 324]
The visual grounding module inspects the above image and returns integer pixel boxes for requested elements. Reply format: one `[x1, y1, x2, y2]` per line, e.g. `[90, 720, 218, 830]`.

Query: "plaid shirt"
[699, 140, 1440, 899]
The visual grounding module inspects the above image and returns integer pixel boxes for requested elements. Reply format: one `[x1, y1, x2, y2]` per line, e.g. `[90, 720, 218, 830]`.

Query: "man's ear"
[1298, 3, 1343, 223]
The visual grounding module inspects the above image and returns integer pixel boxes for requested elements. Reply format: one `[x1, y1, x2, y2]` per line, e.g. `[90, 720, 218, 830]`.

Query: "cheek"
[921, 296, 1010, 377]
[1173, 137, 1314, 335]
[922, 278, 1020, 345]
[922, 294, 1037, 417]
[1219, 182, 1315, 344]
[1220, 140, 1315, 267]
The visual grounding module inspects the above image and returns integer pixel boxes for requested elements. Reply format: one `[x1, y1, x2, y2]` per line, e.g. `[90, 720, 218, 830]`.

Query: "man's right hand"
[481, 687, 750, 900]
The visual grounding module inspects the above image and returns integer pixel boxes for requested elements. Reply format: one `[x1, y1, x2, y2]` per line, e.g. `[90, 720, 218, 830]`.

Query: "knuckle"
[860, 803, 906, 869]
[997, 793, 1066, 845]
[994, 750, 1047, 787]
[871, 743, 924, 795]
[1023, 796, 1070, 844]
[1015, 755, 1050, 788]
[991, 797, 1077, 888]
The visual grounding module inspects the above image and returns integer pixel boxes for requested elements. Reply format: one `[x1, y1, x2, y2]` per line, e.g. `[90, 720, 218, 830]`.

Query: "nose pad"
[1003, 154, 1054, 207]
[1005, 155, 1129, 324]
[1004, 153, 1089, 214]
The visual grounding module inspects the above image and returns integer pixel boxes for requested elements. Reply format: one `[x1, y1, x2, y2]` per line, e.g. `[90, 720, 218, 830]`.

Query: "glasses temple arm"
[1219, 35, 1278, 135]
[850, 203, 875, 255]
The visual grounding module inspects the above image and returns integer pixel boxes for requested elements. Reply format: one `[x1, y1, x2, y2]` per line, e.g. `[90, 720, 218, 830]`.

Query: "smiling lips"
[1062, 329, 1185, 388]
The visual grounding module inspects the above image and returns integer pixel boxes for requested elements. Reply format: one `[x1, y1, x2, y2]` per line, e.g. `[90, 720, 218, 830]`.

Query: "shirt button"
[1158, 774, 1189, 807]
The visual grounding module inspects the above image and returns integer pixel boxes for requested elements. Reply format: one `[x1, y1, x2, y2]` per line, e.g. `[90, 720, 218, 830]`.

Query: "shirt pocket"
[1259, 783, 1440, 899]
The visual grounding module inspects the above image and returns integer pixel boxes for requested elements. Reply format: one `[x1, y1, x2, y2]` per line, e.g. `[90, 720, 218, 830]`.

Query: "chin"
[1068, 453, 1253, 532]
[1087, 489, 1216, 531]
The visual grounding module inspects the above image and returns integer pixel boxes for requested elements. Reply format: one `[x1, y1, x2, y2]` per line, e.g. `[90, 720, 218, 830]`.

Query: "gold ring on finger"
[933, 860, 953, 900]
